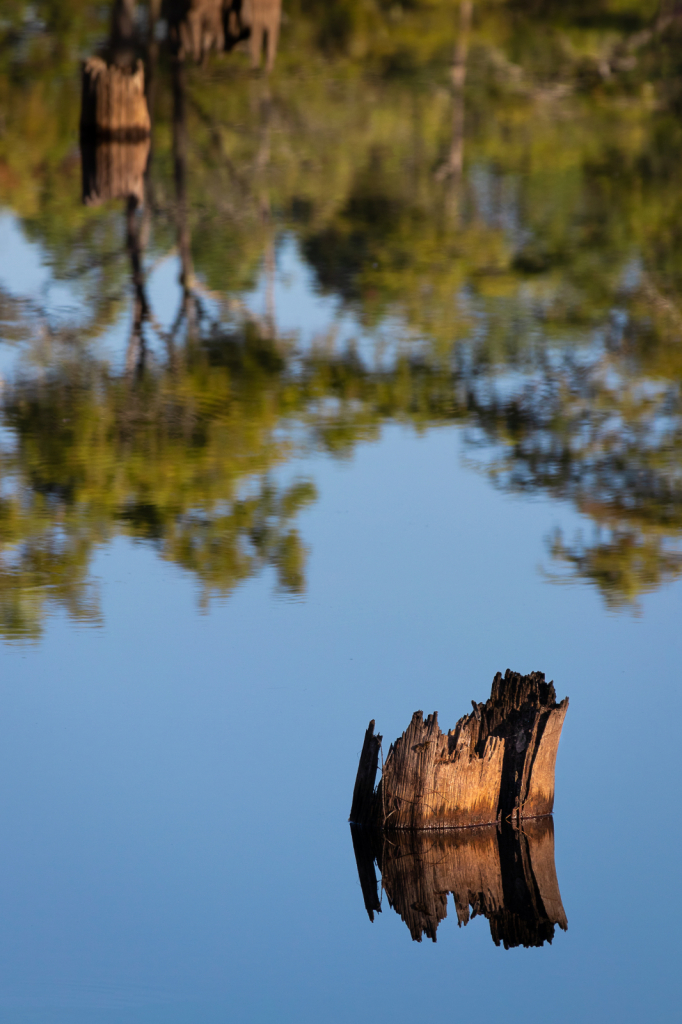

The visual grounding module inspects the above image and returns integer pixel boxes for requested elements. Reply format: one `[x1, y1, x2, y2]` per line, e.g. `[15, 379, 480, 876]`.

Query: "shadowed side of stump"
[349, 669, 568, 829]
[349, 719, 382, 827]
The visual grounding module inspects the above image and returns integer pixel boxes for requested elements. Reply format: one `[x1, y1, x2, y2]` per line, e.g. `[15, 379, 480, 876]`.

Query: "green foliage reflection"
[2, 0, 682, 637]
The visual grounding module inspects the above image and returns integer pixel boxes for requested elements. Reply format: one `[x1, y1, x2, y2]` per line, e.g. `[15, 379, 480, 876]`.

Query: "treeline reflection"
[1, 0, 682, 637]
[351, 817, 568, 948]
[4, 329, 680, 637]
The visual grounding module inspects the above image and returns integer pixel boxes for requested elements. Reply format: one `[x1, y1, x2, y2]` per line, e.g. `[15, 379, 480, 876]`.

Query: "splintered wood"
[349, 669, 568, 829]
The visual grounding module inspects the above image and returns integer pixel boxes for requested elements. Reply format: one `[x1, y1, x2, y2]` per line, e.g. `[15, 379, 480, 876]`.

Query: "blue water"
[0, 411, 678, 1022]
[1, 11, 681, 1016]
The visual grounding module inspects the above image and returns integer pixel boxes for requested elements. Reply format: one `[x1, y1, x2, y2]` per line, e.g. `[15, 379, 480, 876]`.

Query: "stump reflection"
[350, 817, 567, 948]
[81, 139, 150, 205]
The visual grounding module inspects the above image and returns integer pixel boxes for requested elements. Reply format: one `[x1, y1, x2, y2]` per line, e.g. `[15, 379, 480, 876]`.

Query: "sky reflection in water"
[0, 1, 680, 1021]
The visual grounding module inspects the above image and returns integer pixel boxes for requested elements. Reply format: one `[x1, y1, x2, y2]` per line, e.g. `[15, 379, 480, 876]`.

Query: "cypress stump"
[350, 669, 568, 829]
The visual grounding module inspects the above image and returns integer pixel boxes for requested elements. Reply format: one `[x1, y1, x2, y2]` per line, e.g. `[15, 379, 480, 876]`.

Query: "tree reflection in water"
[3, 321, 681, 637]
[2, 0, 682, 638]
[351, 817, 568, 949]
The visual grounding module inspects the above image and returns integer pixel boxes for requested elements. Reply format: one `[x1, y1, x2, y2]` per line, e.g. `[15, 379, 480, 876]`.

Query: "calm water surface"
[0, 2, 680, 1021]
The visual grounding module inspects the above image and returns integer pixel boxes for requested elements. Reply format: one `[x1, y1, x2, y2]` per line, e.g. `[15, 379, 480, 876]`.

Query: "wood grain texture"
[349, 669, 568, 829]
[350, 816, 567, 948]
[80, 58, 151, 139]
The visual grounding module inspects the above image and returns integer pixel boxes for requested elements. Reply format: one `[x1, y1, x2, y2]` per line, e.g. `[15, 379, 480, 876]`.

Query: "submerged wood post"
[349, 669, 568, 830]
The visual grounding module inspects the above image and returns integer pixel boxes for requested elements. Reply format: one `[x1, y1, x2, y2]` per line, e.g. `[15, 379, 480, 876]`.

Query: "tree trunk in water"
[349, 669, 568, 829]
[172, 55, 194, 296]
[436, 0, 472, 183]
[110, 0, 139, 66]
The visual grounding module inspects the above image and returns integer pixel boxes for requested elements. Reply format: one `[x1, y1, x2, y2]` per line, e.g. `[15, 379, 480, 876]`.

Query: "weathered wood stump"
[350, 815, 568, 948]
[80, 57, 151, 140]
[350, 669, 568, 829]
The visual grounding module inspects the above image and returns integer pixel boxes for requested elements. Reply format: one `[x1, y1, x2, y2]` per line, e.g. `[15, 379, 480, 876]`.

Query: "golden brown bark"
[350, 670, 568, 829]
